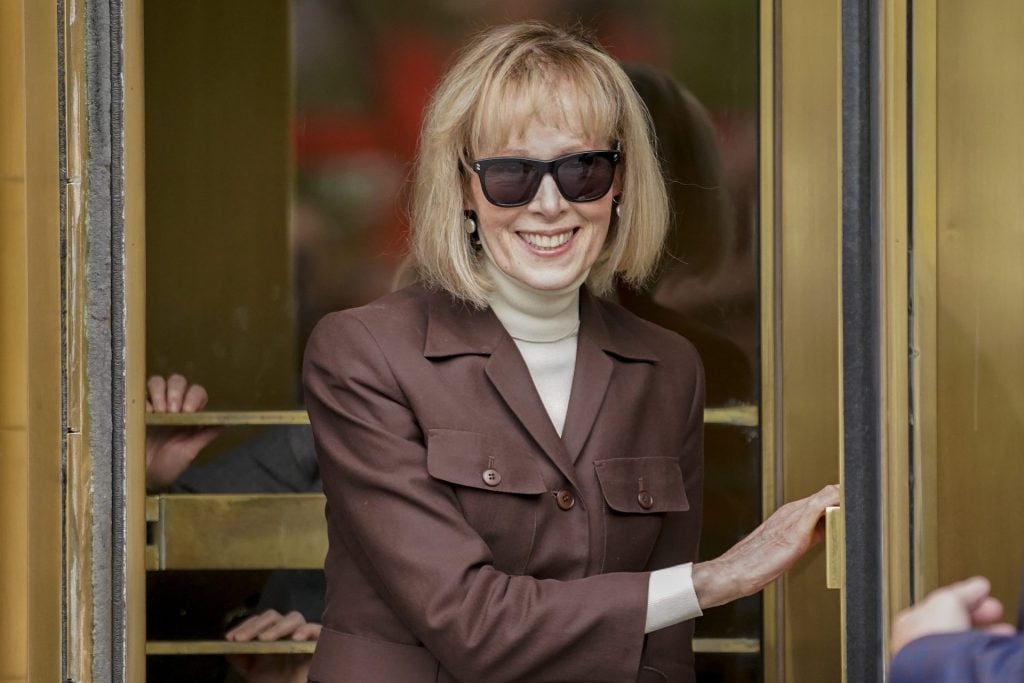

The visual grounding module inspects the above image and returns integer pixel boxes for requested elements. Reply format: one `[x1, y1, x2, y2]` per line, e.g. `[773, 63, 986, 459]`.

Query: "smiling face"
[466, 121, 620, 292]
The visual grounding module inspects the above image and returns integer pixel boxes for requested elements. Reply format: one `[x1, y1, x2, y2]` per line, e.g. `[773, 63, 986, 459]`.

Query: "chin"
[520, 272, 583, 291]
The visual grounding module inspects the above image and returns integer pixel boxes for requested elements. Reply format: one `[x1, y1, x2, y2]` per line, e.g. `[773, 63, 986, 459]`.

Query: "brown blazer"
[302, 283, 705, 683]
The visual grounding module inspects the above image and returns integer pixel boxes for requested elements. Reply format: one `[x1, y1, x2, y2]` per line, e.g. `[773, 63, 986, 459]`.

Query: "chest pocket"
[426, 429, 547, 495]
[593, 456, 689, 514]
[426, 429, 546, 573]
[594, 457, 690, 572]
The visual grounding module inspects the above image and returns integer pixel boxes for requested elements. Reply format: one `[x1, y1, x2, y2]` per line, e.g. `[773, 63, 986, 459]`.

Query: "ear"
[612, 164, 624, 196]
[462, 171, 479, 215]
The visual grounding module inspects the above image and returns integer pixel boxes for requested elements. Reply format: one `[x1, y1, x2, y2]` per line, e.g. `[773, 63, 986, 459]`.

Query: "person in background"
[619, 63, 753, 406]
[890, 575, 1023, 682]
[145, 374, 321, 683]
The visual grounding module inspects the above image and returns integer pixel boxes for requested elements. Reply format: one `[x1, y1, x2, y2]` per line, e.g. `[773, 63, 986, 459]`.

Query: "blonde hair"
[410, 21, 669, 307]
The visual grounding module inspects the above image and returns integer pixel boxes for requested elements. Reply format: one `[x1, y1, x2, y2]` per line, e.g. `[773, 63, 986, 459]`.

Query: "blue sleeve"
[891, 631, 1024, 683]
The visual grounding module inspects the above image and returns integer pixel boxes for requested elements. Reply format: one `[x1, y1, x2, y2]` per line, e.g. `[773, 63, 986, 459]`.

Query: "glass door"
[137, 1, 802, 680]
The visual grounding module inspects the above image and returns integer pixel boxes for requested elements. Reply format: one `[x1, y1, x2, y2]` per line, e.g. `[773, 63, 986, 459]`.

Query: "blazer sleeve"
[303, 311, 651, 683]
[890, 631, 1024, 683]
[638, 347, 705, 681]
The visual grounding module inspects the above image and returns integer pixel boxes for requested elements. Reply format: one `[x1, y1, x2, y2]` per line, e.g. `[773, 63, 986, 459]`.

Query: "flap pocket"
[594, 457, 690, 513]
[426, 429, 546, 495]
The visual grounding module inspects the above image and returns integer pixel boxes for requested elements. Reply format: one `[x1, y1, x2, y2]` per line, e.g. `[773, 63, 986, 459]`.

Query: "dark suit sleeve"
[890, 631, 1024, 683]
[170, 426, 325, 622]
[638, 346, 705, 682]
[303, 311, 651, 683]
[173, 424, 319, 493]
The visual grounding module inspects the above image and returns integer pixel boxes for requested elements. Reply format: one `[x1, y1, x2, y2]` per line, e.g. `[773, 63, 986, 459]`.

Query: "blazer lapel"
[561, 289, 660, 462]
[562, 331, 612, 463]
[484, 337, 580, 487]
[423, 288, 580, 489]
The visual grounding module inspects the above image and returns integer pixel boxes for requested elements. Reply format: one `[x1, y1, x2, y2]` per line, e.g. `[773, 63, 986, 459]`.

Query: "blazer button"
[555, 489, 575, 510]
[482, 468, 501, 486]
[637, 490, 654, 509]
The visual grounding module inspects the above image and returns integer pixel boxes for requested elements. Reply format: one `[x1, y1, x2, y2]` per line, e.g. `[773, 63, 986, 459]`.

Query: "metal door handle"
[825, 505, 843, 589]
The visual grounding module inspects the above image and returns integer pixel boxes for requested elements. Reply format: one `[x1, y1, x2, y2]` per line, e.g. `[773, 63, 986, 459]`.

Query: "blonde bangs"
[465, 55, 622, 161]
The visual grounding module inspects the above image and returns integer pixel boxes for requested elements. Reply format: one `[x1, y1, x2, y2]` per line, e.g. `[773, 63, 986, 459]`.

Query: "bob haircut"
[410, 21, 669, 307]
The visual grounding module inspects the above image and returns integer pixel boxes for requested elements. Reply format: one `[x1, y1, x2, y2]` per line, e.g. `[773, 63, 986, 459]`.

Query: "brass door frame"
[759, 3, 780, 680]
[24, 1, 63, 678]
[918, 0, 1024, 621]
[18, 0, 929, 678]
[768, 0, 918, 679]
[22, 0, 146, 681]
[768, 0, 845, 680]
[910, 0, 939, 603]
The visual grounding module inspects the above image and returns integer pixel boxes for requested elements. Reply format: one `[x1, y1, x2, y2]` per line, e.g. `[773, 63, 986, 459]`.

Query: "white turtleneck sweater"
[482, 255, 702, 633]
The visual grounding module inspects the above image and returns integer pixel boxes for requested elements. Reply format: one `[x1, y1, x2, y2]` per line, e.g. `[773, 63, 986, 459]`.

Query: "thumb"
[193, 426, 223, 450]
[947, 576, 993, 611]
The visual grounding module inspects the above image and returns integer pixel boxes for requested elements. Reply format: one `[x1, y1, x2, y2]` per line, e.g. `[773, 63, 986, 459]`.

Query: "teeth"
[520, 230, 573, 250]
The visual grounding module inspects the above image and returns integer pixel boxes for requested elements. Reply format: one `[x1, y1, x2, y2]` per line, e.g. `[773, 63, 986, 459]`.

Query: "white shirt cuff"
[644, 563, 703, 633]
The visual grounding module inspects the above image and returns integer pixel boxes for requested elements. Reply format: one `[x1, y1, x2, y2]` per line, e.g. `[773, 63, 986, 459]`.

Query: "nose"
[529, 172, 566, 217]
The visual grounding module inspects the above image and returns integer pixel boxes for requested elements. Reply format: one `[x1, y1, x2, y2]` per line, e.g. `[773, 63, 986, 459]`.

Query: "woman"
[303, 21, 838, 683]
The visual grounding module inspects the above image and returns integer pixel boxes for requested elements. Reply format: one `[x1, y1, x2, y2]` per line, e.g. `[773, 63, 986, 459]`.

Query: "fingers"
[225, 609, 309, 642]
[147, 375, 167, 411]
[147, 374, 210, 413]
[258, 610, 307, 641]
[226, 609, 280, 641]
[166, 374, 188, 412]
[811, 483, 841, 508]
[181, 382, 209, 412]
[946, 576, 993, 613]
[891, 576, 1005, 654]
[800, 484, 841, 545]
[970, 595, 1005, 627]
[292, 622, 322, 641]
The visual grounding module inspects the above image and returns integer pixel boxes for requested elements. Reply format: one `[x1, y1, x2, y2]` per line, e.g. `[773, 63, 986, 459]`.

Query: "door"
[139, 1, 776, 680]
[10, 0, 962, 681]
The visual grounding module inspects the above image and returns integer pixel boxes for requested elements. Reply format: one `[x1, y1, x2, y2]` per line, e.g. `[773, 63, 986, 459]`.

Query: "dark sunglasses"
[469, 149, 620, 208]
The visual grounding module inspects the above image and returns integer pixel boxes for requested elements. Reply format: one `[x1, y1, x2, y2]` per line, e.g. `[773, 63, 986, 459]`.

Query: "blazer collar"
[577, 287, 660, 364]
[422, 288, 505, 358]
[421, 285, 661, 481]
[422, 285, 661, 364]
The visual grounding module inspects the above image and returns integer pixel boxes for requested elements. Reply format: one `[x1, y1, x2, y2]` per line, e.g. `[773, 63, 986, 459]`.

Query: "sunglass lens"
[482, 160, 540, 206]
[556, 153, 615, 201]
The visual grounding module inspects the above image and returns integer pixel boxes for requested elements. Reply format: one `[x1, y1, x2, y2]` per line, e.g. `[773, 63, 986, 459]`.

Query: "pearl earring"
[463, 211, 477, 234]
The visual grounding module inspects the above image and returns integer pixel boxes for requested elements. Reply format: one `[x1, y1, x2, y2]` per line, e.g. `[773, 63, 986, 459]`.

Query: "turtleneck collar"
[481, 246, 587, 343]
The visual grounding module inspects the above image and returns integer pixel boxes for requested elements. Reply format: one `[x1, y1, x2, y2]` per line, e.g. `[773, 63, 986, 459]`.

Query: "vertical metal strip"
[909, 0, 939, 603]
[109, 0, 128, 676]
[841, 0, 885, 680]
[56, 0, 71, 675]
[759, 0, 783, 680]
[83, 0, 128, 678]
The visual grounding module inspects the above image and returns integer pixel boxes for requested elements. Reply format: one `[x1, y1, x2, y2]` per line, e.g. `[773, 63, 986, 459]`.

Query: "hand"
[692, 484, 840, 609]
[145, 374, 222, 490]
[890, 576, 1016, 655]
[225, 609, 322, 642]
[225, 609, 321, 683]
